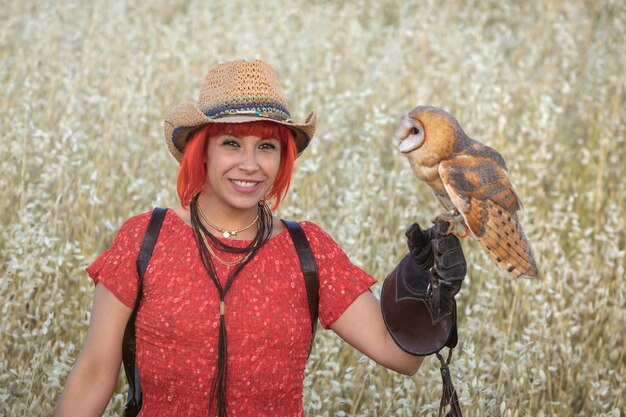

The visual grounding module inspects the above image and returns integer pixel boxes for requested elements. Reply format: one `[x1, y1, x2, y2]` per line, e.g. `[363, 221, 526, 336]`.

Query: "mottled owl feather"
[439, 152, 537, 278]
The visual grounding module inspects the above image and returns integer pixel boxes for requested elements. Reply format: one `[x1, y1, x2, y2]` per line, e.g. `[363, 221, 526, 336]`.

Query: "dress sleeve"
[85, 212, 151, 308]
[300, 222, 377, 329]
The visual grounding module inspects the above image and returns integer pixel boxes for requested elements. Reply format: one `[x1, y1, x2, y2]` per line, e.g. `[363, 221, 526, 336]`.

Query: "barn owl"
[395, 105, 538, 278]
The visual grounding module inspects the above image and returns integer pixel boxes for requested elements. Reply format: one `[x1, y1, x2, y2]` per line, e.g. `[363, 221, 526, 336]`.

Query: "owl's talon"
[433, 211, 470, 238]
[453, 225, 470, 238]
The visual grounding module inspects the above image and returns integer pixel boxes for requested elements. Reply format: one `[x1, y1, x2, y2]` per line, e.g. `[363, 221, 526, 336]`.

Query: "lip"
[229, 179, 264, 194]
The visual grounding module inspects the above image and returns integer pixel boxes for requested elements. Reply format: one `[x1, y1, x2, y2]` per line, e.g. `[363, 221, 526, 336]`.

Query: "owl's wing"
[439, 154, 538, 278]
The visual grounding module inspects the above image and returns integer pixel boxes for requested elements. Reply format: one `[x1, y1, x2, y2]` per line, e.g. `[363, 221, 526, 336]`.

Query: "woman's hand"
[378, 219, 467, 358]
[406, 220, 466, 320]
[406, 220, 466, 287]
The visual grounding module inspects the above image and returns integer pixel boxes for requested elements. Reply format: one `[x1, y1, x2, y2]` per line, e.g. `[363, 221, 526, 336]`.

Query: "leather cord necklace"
[195, 201, 261, 266]
[190, 197, 273, 417]
[199, 231, 254, 267]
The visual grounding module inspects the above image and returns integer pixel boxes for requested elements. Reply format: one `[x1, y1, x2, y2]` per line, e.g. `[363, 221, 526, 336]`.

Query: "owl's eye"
[410, 127, 420, 135]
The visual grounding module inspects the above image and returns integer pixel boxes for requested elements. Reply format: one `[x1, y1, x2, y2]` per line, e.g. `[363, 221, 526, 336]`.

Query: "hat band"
[203, 103, 292, 122]
[171, 103, 296, 154]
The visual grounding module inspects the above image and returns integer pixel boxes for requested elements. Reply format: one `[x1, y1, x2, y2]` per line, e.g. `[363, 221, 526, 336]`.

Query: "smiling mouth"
[231, 179, 260, 188]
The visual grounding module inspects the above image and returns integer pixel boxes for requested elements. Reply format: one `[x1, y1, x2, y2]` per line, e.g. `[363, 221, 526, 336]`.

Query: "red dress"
[86, 209, 376, 416]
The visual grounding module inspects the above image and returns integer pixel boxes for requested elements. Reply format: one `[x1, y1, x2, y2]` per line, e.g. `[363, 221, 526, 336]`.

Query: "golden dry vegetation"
[1, 0, 624, 416]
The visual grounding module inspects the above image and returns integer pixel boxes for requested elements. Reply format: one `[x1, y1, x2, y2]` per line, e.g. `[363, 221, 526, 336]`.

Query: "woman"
[55, 59, 466, 416]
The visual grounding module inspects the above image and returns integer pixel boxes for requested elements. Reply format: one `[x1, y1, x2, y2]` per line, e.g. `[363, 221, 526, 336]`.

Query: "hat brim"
[164, 101, 316, 164]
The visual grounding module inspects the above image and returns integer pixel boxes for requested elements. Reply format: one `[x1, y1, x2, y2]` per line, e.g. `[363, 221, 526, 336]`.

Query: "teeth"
[232, 180, 257, 188]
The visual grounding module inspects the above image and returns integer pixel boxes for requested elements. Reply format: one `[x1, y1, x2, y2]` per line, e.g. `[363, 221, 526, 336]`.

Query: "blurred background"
[0, 0, 624, 415]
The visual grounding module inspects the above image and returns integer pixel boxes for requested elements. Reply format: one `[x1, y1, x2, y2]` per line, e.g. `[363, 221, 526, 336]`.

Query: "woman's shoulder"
[296, 221, 342, 249]
[115, 210, 157, 237]
[297, 220, 324, 235]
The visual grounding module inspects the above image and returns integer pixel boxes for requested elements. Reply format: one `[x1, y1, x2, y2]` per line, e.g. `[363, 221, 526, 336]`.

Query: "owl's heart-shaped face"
[395, 117, 425, 153]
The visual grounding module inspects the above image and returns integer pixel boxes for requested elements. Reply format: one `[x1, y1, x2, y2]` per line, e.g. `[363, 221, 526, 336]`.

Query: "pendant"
[223, 231, 231, 238]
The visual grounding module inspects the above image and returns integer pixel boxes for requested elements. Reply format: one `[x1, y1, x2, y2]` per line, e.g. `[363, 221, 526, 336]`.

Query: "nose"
[238, 147, 260, 172]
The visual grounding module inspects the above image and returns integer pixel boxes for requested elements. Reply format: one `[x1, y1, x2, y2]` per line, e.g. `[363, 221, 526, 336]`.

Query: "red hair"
[177, 121, 298, 210]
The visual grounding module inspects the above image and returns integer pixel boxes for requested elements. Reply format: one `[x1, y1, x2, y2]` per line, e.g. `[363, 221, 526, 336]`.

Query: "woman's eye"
[223, 140, 240, 147]
[259, 142, 277, 150]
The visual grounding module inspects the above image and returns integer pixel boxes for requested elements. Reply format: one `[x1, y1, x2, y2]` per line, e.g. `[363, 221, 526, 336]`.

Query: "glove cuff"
[381, 254, 458, 356]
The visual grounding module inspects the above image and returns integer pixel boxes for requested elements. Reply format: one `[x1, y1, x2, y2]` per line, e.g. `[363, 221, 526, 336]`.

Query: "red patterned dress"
[86, 209, 376, 416]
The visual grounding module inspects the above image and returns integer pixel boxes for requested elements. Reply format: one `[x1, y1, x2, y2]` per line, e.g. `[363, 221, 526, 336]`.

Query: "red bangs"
[176, 121, 298, 210]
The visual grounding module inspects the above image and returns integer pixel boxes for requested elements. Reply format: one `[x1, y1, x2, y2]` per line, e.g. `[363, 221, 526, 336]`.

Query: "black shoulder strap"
[281, 219, 319, 353]
[136, 208, 167, 280]
[122, 207, 167, 414]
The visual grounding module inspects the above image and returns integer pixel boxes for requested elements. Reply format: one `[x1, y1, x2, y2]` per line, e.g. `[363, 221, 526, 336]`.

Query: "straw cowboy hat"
[164, 59, 316, 163]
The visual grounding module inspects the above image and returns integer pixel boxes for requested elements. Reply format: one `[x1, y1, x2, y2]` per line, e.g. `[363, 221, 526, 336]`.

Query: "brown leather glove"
[381, 219, 466, 356]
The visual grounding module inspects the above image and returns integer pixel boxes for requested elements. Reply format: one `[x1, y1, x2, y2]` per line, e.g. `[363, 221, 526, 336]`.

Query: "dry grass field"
[1, 0, 624, 416]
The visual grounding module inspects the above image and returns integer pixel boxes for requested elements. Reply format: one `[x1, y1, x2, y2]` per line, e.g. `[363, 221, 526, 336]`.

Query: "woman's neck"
[195, 194, 261, 239]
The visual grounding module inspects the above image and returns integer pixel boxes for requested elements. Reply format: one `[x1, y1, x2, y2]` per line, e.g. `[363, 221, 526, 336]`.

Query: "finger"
[435, 263, 467, 280]
[414, 245, 434, 270]
[443, 264, 467, 279]
[432, 234, 461, 254]
[434, 248, 467, 277]
[437, 250, 466, 269]
[432, 219, 451, 238]
[405, 222, 431, 252]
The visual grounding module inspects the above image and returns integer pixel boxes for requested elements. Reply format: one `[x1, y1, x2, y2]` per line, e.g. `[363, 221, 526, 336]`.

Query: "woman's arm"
[330, 291, 424, 375]
[55, 283, 133, 417]
[330, 221, 467, 376]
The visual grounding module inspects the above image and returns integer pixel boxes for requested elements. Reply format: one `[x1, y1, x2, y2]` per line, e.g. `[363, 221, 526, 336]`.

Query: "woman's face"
[203, 133, 281, 214]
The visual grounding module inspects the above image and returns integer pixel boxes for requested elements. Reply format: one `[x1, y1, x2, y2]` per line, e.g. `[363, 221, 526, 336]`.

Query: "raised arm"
[55, 283, 132, 417]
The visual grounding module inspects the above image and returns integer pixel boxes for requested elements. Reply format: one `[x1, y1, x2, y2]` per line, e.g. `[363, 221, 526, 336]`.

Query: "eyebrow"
[221, 134, 278, 141]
